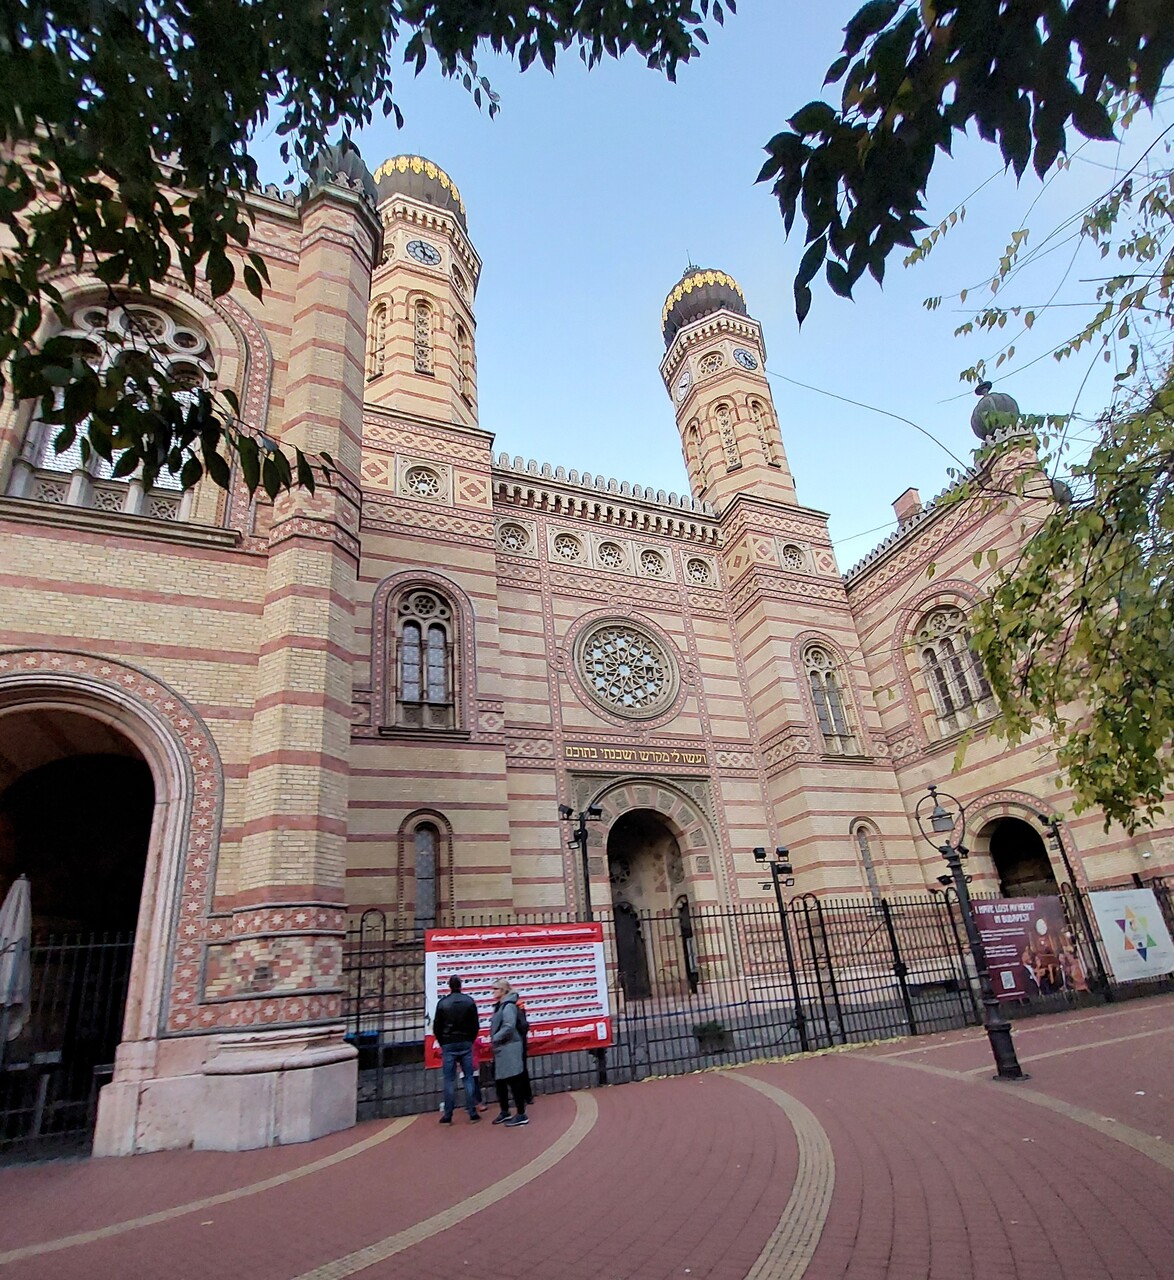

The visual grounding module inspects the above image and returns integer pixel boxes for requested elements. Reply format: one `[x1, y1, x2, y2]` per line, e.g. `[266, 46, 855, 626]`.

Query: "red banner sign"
[423, 922, 613, 1067]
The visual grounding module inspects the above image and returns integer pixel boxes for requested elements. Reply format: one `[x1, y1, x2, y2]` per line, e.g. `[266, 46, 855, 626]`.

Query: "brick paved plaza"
[0, 996, 1170, 1279]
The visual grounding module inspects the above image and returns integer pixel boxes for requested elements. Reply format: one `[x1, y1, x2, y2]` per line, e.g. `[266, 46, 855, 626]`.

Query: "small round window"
[499, 522, 529, 552]
[686, 558, 712, 585]
[405, 466, 442, 497]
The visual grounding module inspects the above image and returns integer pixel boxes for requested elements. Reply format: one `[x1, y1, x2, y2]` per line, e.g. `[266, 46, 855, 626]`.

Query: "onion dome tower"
[659, 267, 796, 510]
[364, 155, 481, 428]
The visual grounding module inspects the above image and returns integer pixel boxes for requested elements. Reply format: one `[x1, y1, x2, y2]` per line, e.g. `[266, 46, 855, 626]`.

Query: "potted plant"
[693, 1019, 730, 1053]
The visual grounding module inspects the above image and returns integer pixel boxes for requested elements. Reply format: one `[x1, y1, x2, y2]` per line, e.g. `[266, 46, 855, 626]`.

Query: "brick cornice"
[0, 497, 242, 550]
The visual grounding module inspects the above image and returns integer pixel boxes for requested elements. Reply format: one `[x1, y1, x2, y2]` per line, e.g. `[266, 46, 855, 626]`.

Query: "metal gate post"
[879, 899, 918, 1035]
[768, 872, 809, 1053]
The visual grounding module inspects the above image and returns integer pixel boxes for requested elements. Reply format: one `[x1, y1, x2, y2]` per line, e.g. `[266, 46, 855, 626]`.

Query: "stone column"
[195, 180, 378, 1151]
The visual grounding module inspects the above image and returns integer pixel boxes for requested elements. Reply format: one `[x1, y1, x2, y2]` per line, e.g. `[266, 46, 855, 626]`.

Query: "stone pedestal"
[93, 1027, 357, 1156]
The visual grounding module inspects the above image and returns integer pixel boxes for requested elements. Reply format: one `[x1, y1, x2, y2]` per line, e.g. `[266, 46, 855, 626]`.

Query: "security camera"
[558, 804, 573, 820]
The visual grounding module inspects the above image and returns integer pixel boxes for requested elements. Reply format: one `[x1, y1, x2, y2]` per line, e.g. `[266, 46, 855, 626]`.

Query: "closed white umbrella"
[0, 875, 31, 1043]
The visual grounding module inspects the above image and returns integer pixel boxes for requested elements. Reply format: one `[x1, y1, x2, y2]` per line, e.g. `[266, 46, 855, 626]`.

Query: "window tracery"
[404, 465, 442, 498]
[916, 605, 994, 734]
[577, 622, 677, 718]
[851, 821, 883, 901]
[640, 549, 667, 578]
[498, 522, 529, 553]
[597, 542, 624, 569]
[553, 532, 583, 562]
[698, 351, 725, 375]
[413, 299, 434, 374]
[686, 558, 712, 585]
[13, 300, 213, 517]
[456, 323, 473, 400]
[781, 543, 806, 571]
[394, 589, 456, 729]
[804, 645, 858, 755]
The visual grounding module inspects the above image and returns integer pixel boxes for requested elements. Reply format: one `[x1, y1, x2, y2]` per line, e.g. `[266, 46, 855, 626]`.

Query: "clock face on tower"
[407, 239, 442, 265]
[733, 348, 759, 371]
[676, 370, 692, 401]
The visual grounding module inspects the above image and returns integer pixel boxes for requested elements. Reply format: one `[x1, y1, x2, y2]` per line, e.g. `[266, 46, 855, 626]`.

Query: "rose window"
[597, 542, 624, 569]
[781, 543, 805, 570]
[553, 533, 582, 561]
[499, 522, 529, 552]
[405, 466, 441, 497]
[686, 558, 712, 584]
[698, 351, 725, 375]
[578, 623, 675, 716]
[640, 549, 667, 577]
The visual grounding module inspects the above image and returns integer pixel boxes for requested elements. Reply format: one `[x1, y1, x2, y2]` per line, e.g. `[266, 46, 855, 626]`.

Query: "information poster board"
[973, 897, 1087, 1000]
[423, 922, 613, 1068]
[1087, 889, 1174, 983]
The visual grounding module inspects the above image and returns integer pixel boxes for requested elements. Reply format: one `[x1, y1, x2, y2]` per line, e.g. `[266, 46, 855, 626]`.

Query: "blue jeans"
[441, 1041, 480, 1118]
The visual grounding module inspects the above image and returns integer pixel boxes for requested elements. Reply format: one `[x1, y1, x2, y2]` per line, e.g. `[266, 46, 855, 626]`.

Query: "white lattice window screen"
[456, 324, 473, 399]
[414, 823, 439, 931]
[750, 400, 779, 465]
[30, 302, 212, 492]
[395, 590, 456, 729]
[805, 645, 858, 755]
[413, 300, 434, 374]
[715, 403, 741, 469]
[686, 558, 712, 585]
[368, 303, 387, 379]
[553, 533, 582, 561]
[852, 823, 883, 901]
[781, 543, 805, 571]
[598, 542, 623, 569]
[916, 606, 993, 732]
[641, 549, 666, 577]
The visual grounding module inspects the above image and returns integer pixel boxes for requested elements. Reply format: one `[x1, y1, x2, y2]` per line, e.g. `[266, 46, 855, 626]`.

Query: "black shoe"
[504, 1114, 529, 1127]
[439, 1115, 453, 1125]
[468, 1112, 481, 1123]
[491, 1112, 511, 1125]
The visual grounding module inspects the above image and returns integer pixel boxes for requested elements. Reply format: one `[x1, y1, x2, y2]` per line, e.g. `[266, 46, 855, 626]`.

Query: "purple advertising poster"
[972, 897, 1089, 1000]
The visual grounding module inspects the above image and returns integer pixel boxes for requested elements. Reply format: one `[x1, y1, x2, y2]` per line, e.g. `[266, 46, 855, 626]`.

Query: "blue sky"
[254, 3, 1156, 568]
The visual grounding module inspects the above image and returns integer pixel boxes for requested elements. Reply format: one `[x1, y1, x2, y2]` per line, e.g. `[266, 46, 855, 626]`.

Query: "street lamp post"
[754, 845, 810, 1053]
[915, 785, 1028, 1082]
[558, 803, 603, 921]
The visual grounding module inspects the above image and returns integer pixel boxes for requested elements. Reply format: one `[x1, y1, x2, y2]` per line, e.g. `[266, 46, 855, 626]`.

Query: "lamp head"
[928, 785, 955, 835]
[586, 804, 603, 821]
[558, 804, 574, 820]
[752, 847, 767, 863]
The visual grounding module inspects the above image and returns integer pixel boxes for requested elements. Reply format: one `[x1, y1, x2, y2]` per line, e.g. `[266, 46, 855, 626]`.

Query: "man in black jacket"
[433, 975, 482, 1124]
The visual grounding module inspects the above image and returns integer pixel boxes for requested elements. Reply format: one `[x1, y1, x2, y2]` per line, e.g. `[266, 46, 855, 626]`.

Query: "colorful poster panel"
[1088, 889, 1174, 983]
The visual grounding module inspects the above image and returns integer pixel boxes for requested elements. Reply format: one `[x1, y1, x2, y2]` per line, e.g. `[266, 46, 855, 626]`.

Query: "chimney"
[892, 487, 922, 526]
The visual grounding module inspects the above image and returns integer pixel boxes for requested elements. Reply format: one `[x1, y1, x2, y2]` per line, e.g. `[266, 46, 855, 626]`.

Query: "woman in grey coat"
[489, 978, 528, 1127]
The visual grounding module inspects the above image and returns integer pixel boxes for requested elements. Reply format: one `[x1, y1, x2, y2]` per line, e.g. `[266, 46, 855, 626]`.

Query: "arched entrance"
[606, 809, 689, 999]
[983, 817, 1058, 897]
[0, 708, 154, 1158]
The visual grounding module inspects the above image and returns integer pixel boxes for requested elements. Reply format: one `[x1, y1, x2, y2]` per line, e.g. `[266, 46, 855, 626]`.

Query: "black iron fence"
[343, 878, 1174, 1121]
[0, 932, 134, 1161]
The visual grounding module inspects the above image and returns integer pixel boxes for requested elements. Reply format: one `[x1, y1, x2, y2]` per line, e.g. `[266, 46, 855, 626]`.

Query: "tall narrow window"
[750, 399, 779, 465]
[804, 645, 858, 755]
[684, 419, 704, 491]
[394, 589, 456, 728]
[852, 822, 883, 901]
[413, 300, 434, 374]
[916, 606, 993, 734]
[414, 823, 439, 931]
[456, 322, 472, 400]
[368, 302, 387, 379]
[715, 403, 741, 469]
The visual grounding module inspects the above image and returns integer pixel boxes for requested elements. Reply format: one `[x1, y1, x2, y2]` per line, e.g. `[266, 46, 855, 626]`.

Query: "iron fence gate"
[342, 880, 1174, 1121]
[0, 932, 134, 1161]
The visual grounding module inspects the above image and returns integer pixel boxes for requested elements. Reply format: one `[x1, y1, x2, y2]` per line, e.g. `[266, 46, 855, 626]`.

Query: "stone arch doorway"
[0, 708, 155, 1156]
[982, 817, 1058, 897]
[606, 809, 688, 1000]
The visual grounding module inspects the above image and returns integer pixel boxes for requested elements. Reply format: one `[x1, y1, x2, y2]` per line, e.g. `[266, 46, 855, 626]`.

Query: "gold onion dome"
[661, 266, 747, 346]
[373, 155, 467, 229]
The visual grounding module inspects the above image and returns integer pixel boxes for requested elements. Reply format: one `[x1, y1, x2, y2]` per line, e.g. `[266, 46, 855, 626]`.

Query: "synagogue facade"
[1, 152, 1169, 1156]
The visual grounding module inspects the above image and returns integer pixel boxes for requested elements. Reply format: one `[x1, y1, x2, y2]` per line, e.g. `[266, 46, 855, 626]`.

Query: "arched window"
[750, 399, 779, 465]
[413, 822, 439, 931]
[455, 322, 473, 400]
[11, 301, 213, 518]
[851, 820, 883, 901]
[394, 588, 456, 728]
[804, 645, 858, 755]
[368, 301, 387, 379]
[916, 605, 994, 734]
[714, 402, 741, 469]
[413, 299, 434, 374]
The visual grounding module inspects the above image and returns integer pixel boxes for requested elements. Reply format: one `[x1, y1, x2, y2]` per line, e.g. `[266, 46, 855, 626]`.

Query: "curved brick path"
[0, 996, 1171, 1279]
